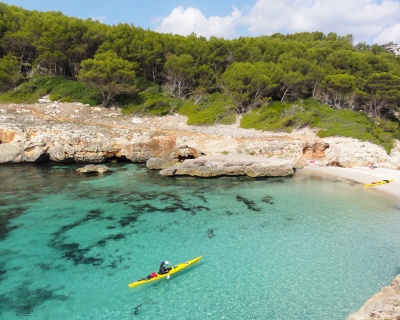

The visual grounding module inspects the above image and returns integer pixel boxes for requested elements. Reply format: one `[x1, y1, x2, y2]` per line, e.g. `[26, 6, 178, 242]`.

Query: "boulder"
[77, 164, 109, 174]
[245, 159, 294, 177]
[159, 155, 295, 178]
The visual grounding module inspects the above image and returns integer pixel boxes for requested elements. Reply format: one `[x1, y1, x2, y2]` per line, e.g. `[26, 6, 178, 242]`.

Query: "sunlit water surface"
[0, 164, 399, 320]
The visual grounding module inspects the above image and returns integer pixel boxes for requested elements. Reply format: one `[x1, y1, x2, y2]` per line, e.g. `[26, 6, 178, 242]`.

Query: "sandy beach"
[303, 165, 400, 201]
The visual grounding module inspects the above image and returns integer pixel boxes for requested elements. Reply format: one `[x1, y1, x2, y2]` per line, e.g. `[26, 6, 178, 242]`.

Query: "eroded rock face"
[159, 155, 295, 178]
[347, 274, 400, 320]
[0, 102, 400, 170]
[303, 141, 329, 159]
[0, 129, 16, 144]
[323, 137, 393, 168]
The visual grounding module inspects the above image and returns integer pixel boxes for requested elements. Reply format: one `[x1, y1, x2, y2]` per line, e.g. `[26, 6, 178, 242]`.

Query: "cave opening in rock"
[106, 155, 131, 163]
[178, 155, 195, 162]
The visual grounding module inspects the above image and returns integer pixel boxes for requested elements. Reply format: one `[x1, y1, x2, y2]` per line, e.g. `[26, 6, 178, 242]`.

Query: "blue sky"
[2, 0, 400, 44]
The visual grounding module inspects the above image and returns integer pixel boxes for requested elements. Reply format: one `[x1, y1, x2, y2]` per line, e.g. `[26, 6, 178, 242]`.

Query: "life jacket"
[150, 272, 157, 278]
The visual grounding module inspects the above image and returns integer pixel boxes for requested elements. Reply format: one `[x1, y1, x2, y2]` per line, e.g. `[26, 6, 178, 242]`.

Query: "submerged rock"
[77, 164, 109, 174]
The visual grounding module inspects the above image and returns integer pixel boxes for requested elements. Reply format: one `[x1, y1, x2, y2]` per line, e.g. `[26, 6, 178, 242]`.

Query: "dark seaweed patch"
[225, 210, 239, 215]
[82, 209, 104, 222]
[163, 203, 186, 213]
[97, 233, 126, 247]
[160, 192, 184, 203]
[193, 205, 210, 212]
[207, 228, 215, 238]
[188, 190, 208, 203]
[60, 242, 103, 266]
[37, 263, 52, 272]
[0, 284, 68, 317]
[261, 195, 274, 205]
[236, 195, 261, 212]
[0, 207, 26, 240]
[0, 262, 6, 282]
[119, 213, 139, 227]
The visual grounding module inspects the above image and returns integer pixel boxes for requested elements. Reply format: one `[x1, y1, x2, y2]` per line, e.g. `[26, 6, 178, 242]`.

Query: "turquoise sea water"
[0, 163, 399, 320]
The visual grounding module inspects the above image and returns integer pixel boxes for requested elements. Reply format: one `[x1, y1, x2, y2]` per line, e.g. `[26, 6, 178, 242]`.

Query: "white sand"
[302, 165, 400, 200]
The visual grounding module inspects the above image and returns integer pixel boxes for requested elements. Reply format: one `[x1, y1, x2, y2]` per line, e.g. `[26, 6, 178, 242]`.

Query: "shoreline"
[301, 165, 400, 201]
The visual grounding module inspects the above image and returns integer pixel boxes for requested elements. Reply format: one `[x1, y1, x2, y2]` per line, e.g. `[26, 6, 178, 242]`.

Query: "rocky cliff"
[1, 101, 400, 171]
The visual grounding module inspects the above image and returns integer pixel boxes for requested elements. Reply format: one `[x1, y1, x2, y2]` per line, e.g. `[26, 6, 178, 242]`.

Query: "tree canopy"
[78, 51, 137, 106]
[0, 2, 399, 119]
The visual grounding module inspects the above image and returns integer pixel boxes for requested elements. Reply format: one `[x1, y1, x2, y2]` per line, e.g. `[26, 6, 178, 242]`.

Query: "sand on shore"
[302, 165, 400, 200]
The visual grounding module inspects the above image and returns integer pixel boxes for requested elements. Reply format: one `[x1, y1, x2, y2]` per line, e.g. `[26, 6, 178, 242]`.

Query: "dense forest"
[1, 3, 400, 151]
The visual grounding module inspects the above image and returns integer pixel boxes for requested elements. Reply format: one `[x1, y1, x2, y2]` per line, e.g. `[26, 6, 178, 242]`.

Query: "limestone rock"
[323, 137, 392, 168]
[77, 164, 109, 174]
[159, 155, 294, 178]
[146, 157, 178, 169]
[245, 159, 294, 177]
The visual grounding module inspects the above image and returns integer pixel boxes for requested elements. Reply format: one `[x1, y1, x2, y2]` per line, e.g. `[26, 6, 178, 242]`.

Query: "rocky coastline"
[1, 101, 400, 170]
[1, 100, 400, 318]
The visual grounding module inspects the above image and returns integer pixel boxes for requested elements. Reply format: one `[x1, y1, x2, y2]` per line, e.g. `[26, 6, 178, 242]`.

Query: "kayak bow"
[364, 179, 394, 188]
[128, 256, 202, 288]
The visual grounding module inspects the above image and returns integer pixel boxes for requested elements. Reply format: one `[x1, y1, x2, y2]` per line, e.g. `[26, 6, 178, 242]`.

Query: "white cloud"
[155, 6, 241, 38]
[155, 0, 400, 44]
[374, 23, 400, 44]
[242, 0, 400, 44]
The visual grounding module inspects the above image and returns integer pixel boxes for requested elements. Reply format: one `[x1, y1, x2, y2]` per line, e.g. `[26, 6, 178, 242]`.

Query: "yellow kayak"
[364, 179, 394, 188]
[128, 256, 202, 288]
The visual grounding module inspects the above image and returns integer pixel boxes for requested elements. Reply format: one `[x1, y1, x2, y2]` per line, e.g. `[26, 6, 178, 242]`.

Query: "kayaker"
[159, 261, 171, 274]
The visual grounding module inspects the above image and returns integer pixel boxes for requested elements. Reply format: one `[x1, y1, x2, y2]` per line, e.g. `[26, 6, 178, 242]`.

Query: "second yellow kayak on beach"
[364, 179, 394, 188]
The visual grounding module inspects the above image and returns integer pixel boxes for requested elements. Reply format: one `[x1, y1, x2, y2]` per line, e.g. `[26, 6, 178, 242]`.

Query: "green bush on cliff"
[122, 85, 183, 116]
[47, 78, 101, 105]
[0, 77, 46, 103]
[240, 101, 314, 132]
[178, 93, 236, 125]
[0, 76, 101, 105]
[240, 98, 398, 153]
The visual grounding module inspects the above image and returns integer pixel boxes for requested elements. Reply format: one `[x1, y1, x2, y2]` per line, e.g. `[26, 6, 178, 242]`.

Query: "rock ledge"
[157, 155, 295, 177]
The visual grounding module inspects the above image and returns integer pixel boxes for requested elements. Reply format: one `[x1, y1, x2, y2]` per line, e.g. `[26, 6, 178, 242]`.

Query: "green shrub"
[122, 85, 183, 116]
[315, 110, 398, 153]
[178, 93, 236, 125]
[0, 76, 101, 105]
[240, 98, 398, 153]
[0, 77, 46, 103]
[240, 102, 314, 132]
[48, 78, 101, 105]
